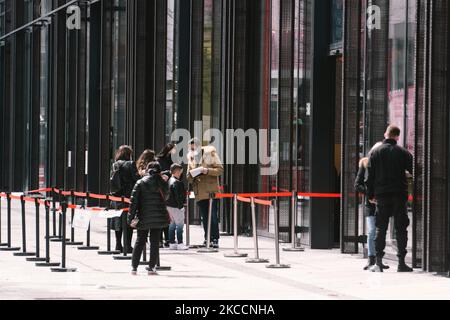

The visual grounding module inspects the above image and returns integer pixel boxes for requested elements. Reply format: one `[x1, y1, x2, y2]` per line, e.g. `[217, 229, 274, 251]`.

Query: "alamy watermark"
[367, 5, 381, 30]
[66, 5, 81, 30]
[170, 121, 279, 176]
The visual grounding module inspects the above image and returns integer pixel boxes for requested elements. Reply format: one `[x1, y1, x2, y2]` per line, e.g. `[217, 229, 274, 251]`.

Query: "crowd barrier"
[2, 186, 392, 274]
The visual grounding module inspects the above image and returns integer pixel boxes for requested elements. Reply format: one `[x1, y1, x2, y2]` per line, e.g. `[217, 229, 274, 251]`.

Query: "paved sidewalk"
[0, 200, 449, 300]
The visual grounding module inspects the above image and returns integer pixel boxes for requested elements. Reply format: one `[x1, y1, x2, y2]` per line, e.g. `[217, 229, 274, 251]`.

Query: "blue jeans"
[169, 223, 184, 244]
[367, 216, 376, 257]
[197, 199, 220, 242]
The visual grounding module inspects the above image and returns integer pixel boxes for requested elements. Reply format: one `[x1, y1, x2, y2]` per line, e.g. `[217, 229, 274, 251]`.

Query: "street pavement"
[0, 199, 449, 300]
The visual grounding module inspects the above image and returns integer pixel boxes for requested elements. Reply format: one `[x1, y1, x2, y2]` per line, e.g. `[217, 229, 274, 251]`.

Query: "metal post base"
[50, 238, 70, 242]
[66, 241, 84, 246]
[283, 247, 305, 252]
[224, 252, 248, 258]
[146, 266, 172, 271]
[36, 262, 61, 267]
[266, 264, 291, 269]
[0, 247, 21, 251]
[219, 233, 233, 237]
[47, 236, 60, 240]
[197, 248, 219, 253]
[98, 250, 121, 255]
[246, 258, 270, 264]
[26, 257, 47, 262]
[51, 267, 77, 273]
[113, 255, 132, 260]
[0, 243, 9, 247]
[13, 252, 36, 257]
[189, 244, 203, 249]
[77, 246, 100, 251]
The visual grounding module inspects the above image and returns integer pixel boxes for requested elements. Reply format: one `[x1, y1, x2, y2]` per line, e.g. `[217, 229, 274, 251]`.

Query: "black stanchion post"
[198, 194, 219, 253]
[283, 190, 305, 252]
[36, 201, 60, 267]
[78, 192, 100, 250]
[50, 189, 69, 242]
[98, 195, 120, 255]
[0, 193, 21, 251]
[67, 191, 83, 246]
[0, 194, 8, 246]
[51, 201, 77, 272]
[50, 188, 57, 239]
[26, 199, 46, 262]
[14, 196, 35, 257]
[246, 197, 269, 264]
[224, 194, 247, 258]
[266, 198, 291, 269]
[113, 197, 132, 260]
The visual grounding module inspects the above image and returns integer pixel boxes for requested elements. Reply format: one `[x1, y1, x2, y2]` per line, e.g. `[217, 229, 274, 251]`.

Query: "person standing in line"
[128, 162, 169, 276]
[136, 149, 156, 177]
[187, 138, 223, 248]
[110, 145, 140, 253]
[366, 125, 414, 273]
[167, 164, 189, 251]
[355, 155, 389, 271]
[157, 143, 177, 248]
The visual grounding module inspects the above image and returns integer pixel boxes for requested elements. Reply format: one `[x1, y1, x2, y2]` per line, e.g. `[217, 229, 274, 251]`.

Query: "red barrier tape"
[89, 193, 108, 200]
[236, 196, 252, 204]
[298, 193, 342, 198]
[254, 198, 273, 207]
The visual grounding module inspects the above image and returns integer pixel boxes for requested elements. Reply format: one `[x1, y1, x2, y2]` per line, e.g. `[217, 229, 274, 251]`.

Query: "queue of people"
[111, 138, 223, 275]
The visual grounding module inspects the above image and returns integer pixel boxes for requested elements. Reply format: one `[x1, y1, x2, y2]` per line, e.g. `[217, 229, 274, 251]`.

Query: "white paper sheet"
[71, 209, 93, 231]
[189, 167, 204, 178]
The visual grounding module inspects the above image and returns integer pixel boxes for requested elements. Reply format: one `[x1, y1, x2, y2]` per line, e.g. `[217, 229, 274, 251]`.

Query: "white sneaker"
[169, 243, 178, 250]
[177, 244, 189, 251]
[370, 265, 383, 273]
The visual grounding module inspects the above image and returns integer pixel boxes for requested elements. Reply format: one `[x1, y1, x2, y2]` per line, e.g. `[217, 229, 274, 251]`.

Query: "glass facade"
[0, 0, 449, 272]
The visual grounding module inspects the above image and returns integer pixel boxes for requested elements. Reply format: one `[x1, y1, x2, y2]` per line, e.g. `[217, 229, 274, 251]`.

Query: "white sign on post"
[98, 210, 123, 219]
[71, 209, 93, 231]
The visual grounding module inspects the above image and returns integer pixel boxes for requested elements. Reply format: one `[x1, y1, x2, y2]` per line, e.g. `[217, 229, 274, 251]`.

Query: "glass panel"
[202, 0, 213, 141]
[39, 0, 52, 188]
[111, 0, 126, 150]
[388, 0, 407, 146]
[330, 0, 343, 49]
[296, 0, 312, 245]
[166, 0, 176, 142]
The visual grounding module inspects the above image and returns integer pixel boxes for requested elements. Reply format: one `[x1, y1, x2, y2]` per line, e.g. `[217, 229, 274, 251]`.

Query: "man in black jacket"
[366, 125, 413, 273]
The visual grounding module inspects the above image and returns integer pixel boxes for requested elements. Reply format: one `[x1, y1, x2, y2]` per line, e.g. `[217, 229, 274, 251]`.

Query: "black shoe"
[398, 263, 413, 272]
[212, 241, 219, 249]
[364, 256, 375, 271]
[381, 263, 390, 270]
[127, 247, 134, 254]
[370, 256, 384, 273]
[115, 244, 123, 252]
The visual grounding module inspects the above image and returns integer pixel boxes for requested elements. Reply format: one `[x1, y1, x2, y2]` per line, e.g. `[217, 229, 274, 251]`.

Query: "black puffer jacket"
[167, 176, 187, 209]
[128, 173, 169, 230]
[367, 139, 413, 198]
[111, 160, 139, 198]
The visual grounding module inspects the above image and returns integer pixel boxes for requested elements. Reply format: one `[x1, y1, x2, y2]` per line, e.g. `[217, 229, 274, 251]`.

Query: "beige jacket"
[187, 146, 224, 201]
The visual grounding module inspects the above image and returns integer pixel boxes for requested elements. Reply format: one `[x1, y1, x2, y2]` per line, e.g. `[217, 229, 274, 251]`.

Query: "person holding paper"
[187, 139, 224, 248]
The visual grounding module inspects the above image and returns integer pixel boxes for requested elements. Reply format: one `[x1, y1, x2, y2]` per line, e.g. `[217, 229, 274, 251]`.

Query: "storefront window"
[39, 0, 52, 188]
[166, 0, 176, 142]
[202, 0, 213, 141]
[330, 0, 343, 50]
[111, 0, 127, 150]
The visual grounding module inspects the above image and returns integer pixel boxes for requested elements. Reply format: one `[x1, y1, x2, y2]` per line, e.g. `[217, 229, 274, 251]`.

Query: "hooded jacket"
[128, 172, 169, 230]
[187, 146, 224, 201]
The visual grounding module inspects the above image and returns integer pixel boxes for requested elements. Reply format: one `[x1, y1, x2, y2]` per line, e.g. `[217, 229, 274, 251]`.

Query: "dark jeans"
[197, 199, 220, 242]
[131, 228, 162, 270]
[160, 227, 169, 244]
[374, 193, 410, 259]
[114, 212, 133, 252]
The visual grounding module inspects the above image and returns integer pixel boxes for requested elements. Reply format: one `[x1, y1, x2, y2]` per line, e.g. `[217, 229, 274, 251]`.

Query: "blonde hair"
[359, 157, 369, 169]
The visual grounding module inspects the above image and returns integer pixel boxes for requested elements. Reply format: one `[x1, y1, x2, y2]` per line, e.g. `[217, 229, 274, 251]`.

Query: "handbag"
[130, 216, 139, 229]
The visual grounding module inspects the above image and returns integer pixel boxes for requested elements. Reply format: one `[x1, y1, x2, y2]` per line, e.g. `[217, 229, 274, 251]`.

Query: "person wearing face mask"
[187, 138, 224, 248]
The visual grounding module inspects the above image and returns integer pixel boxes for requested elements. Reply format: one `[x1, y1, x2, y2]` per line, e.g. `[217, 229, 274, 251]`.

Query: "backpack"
[110, 161, 124, 194]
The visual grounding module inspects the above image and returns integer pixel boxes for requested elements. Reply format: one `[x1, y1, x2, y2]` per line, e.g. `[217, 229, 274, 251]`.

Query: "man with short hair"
[366, 125, 414, 273]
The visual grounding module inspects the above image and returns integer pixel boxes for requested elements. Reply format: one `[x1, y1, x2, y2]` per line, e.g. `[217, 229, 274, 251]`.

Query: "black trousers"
[132, 228, 162, 270]
[374, 193, 410, 259]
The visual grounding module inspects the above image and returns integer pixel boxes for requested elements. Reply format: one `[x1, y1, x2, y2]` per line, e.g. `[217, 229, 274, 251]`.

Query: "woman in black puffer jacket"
[128, 162, 169, 275]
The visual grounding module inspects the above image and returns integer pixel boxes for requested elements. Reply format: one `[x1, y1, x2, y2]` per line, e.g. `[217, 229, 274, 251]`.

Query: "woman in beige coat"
[187, 141, 224, 248]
